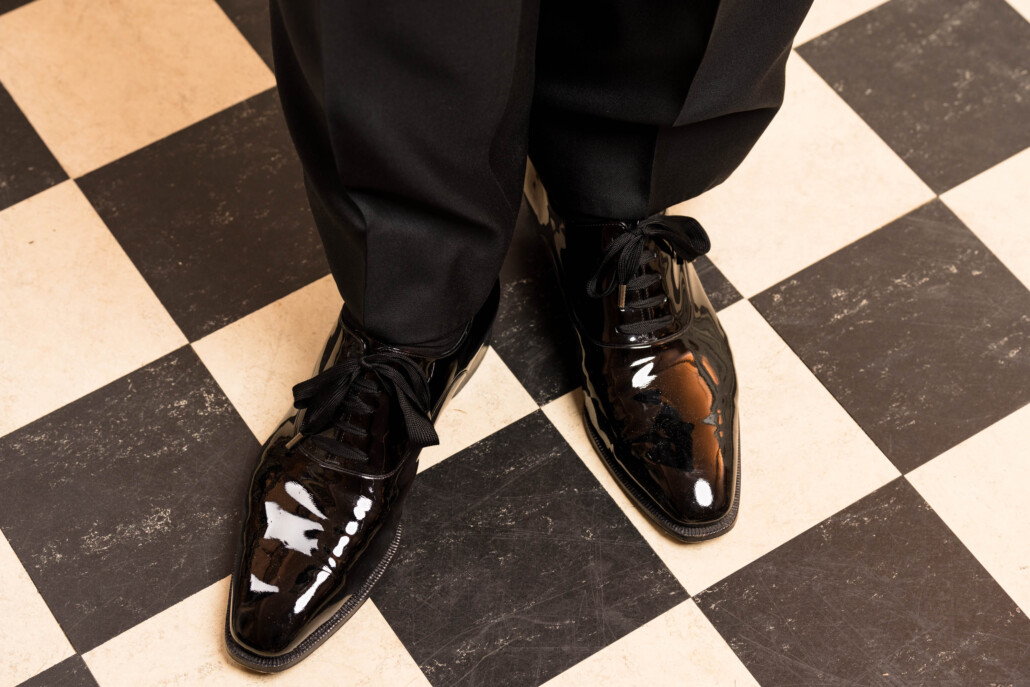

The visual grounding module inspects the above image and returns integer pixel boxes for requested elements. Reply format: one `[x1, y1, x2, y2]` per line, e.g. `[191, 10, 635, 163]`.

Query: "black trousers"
[271, 0, 813, 345]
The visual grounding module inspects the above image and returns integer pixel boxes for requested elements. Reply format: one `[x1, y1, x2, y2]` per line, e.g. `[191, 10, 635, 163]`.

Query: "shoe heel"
[439, 329, 491, 414]
[462, 332, 490, 387]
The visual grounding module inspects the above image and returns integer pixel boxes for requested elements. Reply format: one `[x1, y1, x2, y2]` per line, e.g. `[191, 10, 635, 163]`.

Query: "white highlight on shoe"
[293, 566, 332, 615]
[354, 495, 372, 519]
[285, 481, 326, 520]
[694, 478, 714, 508]
[249, 574, 279, 594]
[263, 501, 324, 555]
[630, 357, 657, 389]
[332, 535, 350, 557]
[345, 521, 358, 535]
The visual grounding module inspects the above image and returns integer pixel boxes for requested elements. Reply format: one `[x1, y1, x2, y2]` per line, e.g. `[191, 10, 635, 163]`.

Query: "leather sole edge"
[223, 520, 403, 673]
[222, 317, 493, 673]
[583, 410, 740, 543]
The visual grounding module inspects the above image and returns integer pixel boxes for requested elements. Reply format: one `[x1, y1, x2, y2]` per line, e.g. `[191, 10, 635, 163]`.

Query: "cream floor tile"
[793, 0, 890, 45]
[1004, 0, 1030, 23]
[0, 0, 274, 177]
[941, 147, 1030, 290]
[0, 182, 186, 437]
[672, 54, 934, 298]
[193, 277, 537, 458]
[541, 600, 758, 687]
[907, 403, 1030, 614]
[192, 275, 342, 443]
[0, 529, 75, 687]
[543, 300, 900, 594]
[418, 347, 539, 472]
[83, 577, 430, 687]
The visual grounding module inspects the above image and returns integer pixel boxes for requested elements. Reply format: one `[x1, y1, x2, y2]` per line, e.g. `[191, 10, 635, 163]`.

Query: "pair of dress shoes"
[224, 176, 739, 671]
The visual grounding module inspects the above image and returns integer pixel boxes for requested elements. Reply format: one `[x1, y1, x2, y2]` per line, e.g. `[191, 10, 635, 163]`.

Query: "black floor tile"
[372, 411, 687, 687]
[18, 656, 98, 687]
[0, 81, 66, 211]
[694, 255, 743, 312]
[77, 88, 328, 341]
[0, 347, 259, 652]
[215, 0, 273, 68]
[799, 0, 1030, 193]
[493, 202, 582, 405]
[0, 0, 33, 16]
[752, 200, 1030, 472]
[696, 478, 1030, 686]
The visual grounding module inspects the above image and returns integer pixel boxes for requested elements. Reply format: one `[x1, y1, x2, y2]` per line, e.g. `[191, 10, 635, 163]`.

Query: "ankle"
[343, 304, 468, 358]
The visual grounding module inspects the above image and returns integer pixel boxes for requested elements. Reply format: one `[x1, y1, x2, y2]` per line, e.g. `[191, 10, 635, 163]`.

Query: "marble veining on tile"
[0, 82, 66, 211]
[693, 255, 743, 311]
[0, 181, 186, 438]
[77, 89, 329, 341]
[799, 0, 1030, 192]
[492, 202, 582, 404]
[696, 479, 1030, 686]
[17, 655, 99, 687]
[0, 0, 1028, 683]
[752, 199, 1030, 472]
[0, 531, 75, 687]
[0, 347, 259, 653]
[372, 412, 688, 687]
[908, 403, 1030, 614]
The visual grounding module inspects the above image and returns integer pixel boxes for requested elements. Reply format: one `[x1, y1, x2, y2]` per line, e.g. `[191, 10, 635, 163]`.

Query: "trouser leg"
[270, 0, 538, 345]
[529, 0, 814, 219]
[271, 0, 813, 345]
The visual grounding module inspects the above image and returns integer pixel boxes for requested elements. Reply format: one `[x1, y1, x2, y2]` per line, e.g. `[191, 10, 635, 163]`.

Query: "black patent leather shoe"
[225, 284, 498, 672]
[526, 173, 739, 542]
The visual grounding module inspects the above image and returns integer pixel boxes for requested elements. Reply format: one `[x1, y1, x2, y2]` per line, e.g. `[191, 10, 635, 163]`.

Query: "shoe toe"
[230, 591, 302, 657]
[647, 461, 733, 526]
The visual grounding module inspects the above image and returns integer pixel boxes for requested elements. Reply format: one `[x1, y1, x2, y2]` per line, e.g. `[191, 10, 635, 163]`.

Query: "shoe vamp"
[605, 344, 733, 475]
[239, 448, 391, 613]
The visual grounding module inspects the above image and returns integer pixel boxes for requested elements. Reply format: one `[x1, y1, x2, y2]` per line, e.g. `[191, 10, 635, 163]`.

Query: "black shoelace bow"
[287, 350, 439, 461]
[585, 213, 711, 336]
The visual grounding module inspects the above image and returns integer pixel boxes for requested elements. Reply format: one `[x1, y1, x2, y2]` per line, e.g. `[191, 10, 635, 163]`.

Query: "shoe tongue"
[566, 222, 686, 346]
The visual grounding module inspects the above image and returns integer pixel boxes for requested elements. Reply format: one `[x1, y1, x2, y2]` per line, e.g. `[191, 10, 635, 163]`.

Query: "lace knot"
[289, 349, 439, 459]
[584, 213, 710, 334]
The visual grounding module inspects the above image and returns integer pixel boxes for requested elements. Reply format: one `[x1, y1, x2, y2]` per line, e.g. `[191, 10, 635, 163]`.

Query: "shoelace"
[584, 212, 711, 336]
[286, 350, 439, 461]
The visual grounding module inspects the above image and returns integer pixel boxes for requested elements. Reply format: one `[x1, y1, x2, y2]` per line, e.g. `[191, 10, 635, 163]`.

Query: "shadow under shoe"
[526, 171, 739, 542]
[225, 283, 498, 672]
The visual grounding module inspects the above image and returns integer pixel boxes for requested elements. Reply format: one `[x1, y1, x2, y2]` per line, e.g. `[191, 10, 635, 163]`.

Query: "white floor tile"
[418, 347, 539, 472]
[0, 0, 274, 176]
[541, 600, 758, 687]
[672, 54, 934, 298]
[543, 300, 900, 594]
[192, 275, 342, 443]
[941, 146, 1030, 290]
[794, 0, 890, 45]
[908, 403, 1030, 614]
[1004, 0, 1030, 23]
[0, 182, 186, 437]
[0, 529, 75, 687]
[84, 577, 431, 687]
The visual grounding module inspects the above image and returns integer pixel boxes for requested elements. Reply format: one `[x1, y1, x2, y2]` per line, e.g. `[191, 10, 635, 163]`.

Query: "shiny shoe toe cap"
[646, 462, 734, 526]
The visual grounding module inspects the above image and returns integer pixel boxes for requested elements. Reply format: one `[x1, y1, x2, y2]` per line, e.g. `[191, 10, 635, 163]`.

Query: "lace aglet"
[617, 284, 627, 309]
[285, 433, 304, 450]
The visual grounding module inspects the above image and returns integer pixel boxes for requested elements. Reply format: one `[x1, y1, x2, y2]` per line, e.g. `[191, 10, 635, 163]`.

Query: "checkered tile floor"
[2, 0, 1029, 684]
